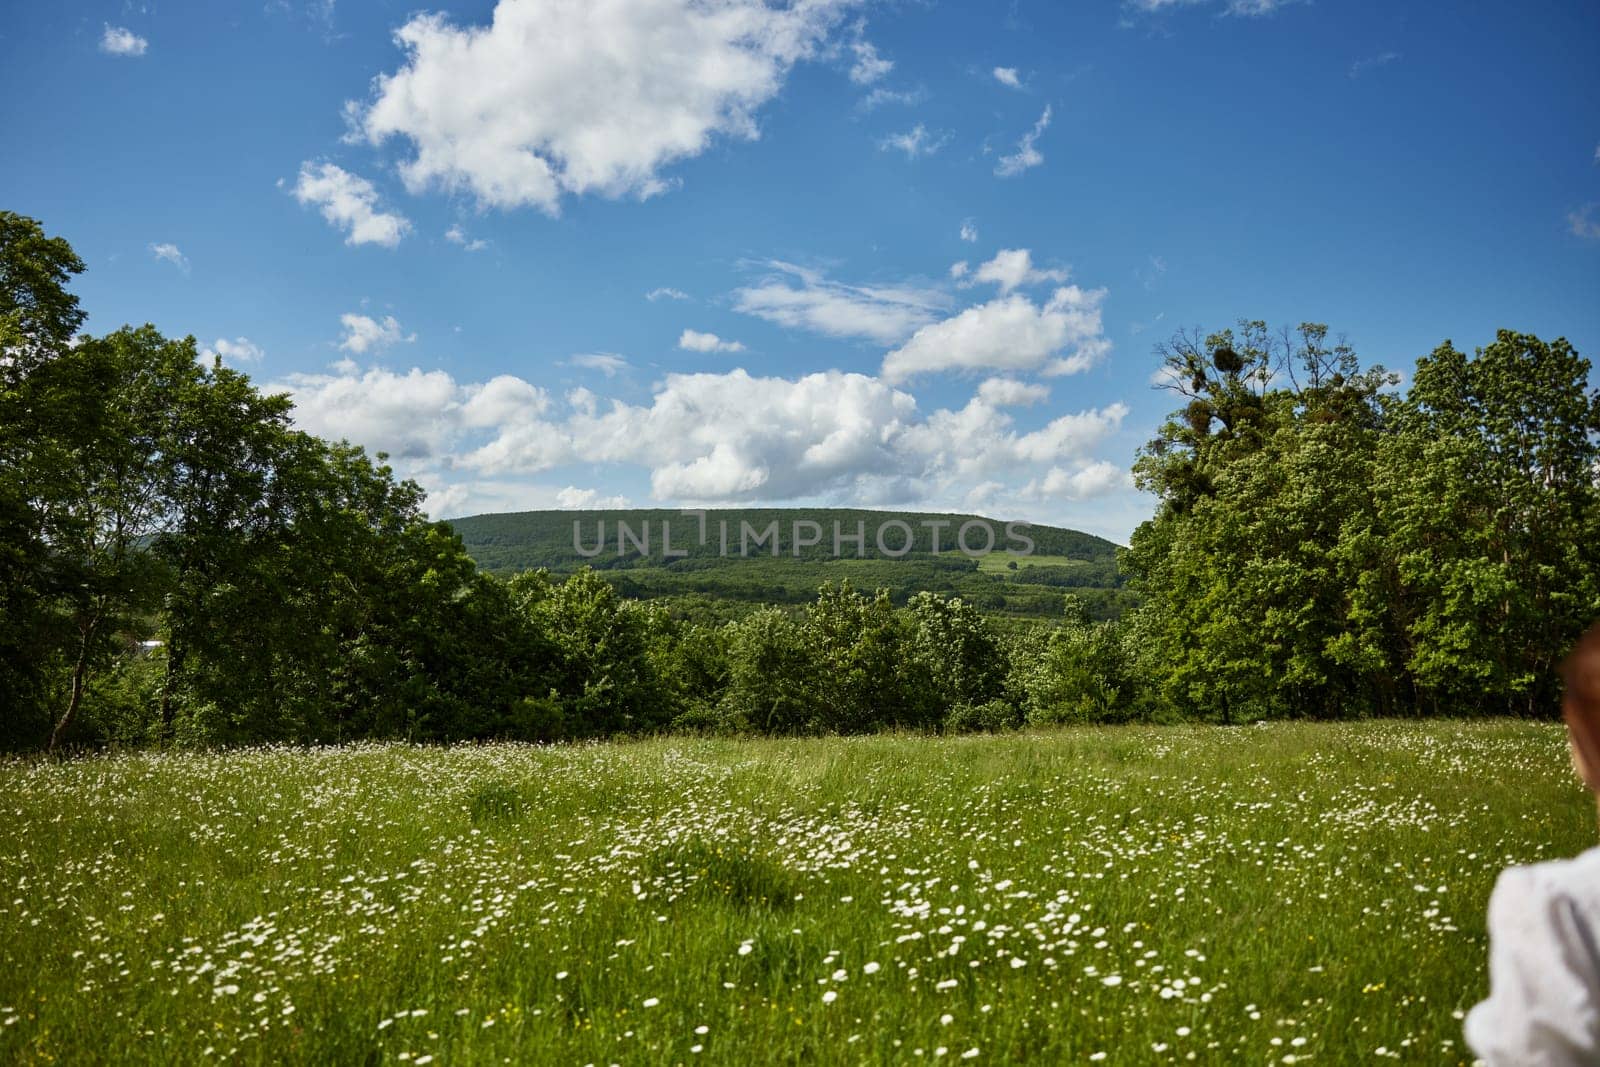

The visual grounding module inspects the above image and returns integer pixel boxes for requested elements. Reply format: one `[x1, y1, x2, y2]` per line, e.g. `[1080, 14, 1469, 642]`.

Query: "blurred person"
[1465, 621, 1600, 1064]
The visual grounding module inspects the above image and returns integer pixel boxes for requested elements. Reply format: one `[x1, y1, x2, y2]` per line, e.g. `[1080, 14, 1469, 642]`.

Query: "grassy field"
[974, 554, 1089, 575]
[1, 722, 1592, 1065]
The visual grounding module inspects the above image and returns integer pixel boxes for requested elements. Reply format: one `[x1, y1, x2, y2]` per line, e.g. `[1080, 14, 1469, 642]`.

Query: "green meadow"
[2, 721, 1590, 1065]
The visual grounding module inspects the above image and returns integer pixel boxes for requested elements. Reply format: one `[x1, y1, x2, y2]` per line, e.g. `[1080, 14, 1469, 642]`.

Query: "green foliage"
[1007, 616, 1140, 726]
[1127, 320, 1599, 722]
[944, 698, 1022, 733]
[6, 211, 1594, 749]
[448, 508, 1129, 624]
[522, 568, 678, 737]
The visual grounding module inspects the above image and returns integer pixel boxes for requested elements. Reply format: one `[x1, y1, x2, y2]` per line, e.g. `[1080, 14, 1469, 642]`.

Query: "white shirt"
[1466, 845, 1600, 1066]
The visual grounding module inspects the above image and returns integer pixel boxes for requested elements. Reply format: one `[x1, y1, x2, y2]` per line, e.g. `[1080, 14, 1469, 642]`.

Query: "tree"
[520, 569, 675, 737]
[0, 212, 87, 747]
[1366, 332, 1600, 715]
[36, 327, 198, 748]
[907, 591, 1006, 712]
[1126, 322, 1396, 721]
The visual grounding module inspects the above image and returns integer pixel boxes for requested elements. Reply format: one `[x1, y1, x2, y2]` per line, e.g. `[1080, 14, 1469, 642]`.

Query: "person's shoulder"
[1493, 846, 1600, 914]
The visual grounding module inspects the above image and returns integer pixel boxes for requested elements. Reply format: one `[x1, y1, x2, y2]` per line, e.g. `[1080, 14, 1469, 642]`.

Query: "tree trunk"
[47, 621, 94, 753]
[158, 637, 183, 746]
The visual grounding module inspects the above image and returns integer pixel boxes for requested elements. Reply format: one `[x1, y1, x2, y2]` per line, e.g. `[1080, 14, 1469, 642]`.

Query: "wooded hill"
[447, 508, 1131, 622]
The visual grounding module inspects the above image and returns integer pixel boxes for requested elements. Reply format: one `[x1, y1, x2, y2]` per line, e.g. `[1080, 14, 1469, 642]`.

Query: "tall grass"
[0, 721, 1590, 1064]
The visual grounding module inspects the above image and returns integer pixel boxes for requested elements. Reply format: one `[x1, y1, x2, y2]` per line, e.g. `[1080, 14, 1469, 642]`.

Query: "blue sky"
[4, 0, 1597, 542]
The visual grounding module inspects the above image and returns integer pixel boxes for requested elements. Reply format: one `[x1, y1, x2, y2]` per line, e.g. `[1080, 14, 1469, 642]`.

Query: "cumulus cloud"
[959, 219, 979, 243]
[290, 162, 411, 248]
[977, 377, 1050, 407]
[271, 361, 1130, 523]
[444, 224, 488, 251]
[679, 329, 746, 353]
[100, 25, 148, 56]
[992, 66, 1022, 89]
[1024, 460, 1130, 501]
[555, 486, 631, 509]
[995, 105, 1051, 178]
[200, 337, 265, 364]
[848, 39, 893, 84]
[350, 0, 864, 214]
[278, 365, 484, 461]
[646, 287, 691, 302]
[732, 261, 948, 345]
[880, 124, 950, 159]
[881, 285, 1109, 383]
[968, 248, 1068, 293]
[149, 242, 189, 272]
[949, 260, 970, 280]
[337, 313, 413, 354]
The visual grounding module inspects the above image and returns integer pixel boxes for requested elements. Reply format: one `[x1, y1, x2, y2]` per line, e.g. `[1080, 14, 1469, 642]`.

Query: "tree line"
[2, 213, 1596, 751]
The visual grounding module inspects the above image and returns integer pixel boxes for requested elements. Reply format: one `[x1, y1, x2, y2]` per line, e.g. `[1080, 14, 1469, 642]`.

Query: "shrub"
[945, 699, 1022, 734]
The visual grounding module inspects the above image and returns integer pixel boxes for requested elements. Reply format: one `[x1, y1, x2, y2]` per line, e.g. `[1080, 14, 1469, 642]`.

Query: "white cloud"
[679, 329, 746, 353]
[1222, 0, 1301, 14]
[337, 313, 413, 353]
[977, 377, 1049, 407]
[272, 361, 1132, 526]
[880, 124, 950, 159]
[881, 285, 1109, 383]
[100, 25, 148, 56]
[995, 105, 1051, 178]
[1570, 204, 1600, 241]
[200, 337, 265, 364]
[949, 260, 970, 280]
[444, 224, 488, 251]
[290, 162, 411, 248]
[849, 40, 893, 85]
[1025, 460, 1130, 501]
[555, 486, 631, 509]
[277, 365, 497, 461]
[352, 0, 864, 214]
[568, 353, 630, 377]
[149, 243, 189, 272]
[1125, 0, 1302, 15]
[969, 248, 1069, 293]
[992, 66, 1022, 89]
[959, 219, 979, 243]
[1348, 51, 1400, 78]
[646, 287, 691, 302]
[858, 85, 925, 110]
[732, 260, 948, 345]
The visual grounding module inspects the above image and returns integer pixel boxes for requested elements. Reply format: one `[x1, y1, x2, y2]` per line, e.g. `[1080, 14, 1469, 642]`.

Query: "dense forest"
[2, 211, 1596, 752]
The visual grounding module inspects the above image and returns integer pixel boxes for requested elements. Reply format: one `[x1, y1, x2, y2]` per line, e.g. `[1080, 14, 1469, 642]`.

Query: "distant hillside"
[446, 508, 1134, 623]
